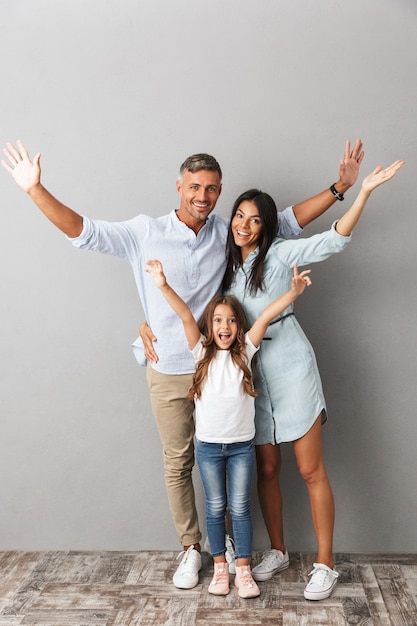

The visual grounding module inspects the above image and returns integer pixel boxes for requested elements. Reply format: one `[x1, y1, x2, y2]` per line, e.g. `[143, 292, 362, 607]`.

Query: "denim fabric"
[196, 439, 255, 559]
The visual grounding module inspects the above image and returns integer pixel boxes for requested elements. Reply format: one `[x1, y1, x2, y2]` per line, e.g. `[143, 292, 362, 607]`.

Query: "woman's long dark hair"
[222, 189, 278, 294]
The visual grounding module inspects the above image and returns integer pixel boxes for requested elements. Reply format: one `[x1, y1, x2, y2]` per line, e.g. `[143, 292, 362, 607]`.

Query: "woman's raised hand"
[291, 263, 312, 297]
[362, 160, 404, 194]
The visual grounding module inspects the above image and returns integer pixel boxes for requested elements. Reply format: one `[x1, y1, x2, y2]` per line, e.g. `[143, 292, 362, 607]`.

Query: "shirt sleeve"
[245, 333, 259, 360]
[190, 334, 206, 363]
[272, 221, 351, 267]
[66, 215, 145, 262]
[277, 206, 303, 238]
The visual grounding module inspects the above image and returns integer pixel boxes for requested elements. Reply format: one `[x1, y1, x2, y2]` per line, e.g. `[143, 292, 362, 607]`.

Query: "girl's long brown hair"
[187, 294, 257, 401]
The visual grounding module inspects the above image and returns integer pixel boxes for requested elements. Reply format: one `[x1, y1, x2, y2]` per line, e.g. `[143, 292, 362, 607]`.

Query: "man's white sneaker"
[172, 546, 202, 589]
[304, 563, 339, 600]
[225, 534, 236, 575]
[252, 549, 289, 581]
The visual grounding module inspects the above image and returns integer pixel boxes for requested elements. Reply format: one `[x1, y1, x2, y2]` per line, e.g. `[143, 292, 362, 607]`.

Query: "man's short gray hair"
[178, 153, 222, 182]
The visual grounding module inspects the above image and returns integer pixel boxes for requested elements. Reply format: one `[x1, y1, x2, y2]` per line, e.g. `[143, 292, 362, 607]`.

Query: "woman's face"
[231, 200, 263, 259]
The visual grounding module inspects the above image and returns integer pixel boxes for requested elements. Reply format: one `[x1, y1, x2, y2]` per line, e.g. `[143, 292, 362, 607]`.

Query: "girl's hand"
[291, 263, 312, 296]
[145, 259, 167, 288]
[362, 160, 404, 193]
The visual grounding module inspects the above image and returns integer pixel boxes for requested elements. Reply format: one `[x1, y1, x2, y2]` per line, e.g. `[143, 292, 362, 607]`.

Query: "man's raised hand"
[2, 140, 41, 193]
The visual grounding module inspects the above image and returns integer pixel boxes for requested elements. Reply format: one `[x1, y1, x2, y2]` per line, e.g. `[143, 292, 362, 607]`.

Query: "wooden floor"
[0, 551, 416, 625]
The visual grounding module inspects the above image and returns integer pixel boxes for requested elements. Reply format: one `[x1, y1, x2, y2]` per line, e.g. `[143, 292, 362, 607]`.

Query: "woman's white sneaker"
[252, 549, 289, 581]
[304, 563, 339, 600]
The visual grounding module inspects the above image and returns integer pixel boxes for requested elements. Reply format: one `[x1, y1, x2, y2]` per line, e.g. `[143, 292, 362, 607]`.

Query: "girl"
[146, 258, 312, 598]
[222, 160, 404, 600]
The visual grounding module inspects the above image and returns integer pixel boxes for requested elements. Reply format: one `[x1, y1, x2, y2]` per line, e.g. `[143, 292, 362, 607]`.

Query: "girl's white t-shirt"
[190, 333, 259, 443]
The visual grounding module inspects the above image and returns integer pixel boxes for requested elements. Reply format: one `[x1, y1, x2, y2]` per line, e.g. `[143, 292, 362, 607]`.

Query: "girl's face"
[212, 303, 239, 350]
[231, 200, 263, 260]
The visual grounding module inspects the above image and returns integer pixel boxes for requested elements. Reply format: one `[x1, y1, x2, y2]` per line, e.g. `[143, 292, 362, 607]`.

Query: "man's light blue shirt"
[69, 207, 301, 374]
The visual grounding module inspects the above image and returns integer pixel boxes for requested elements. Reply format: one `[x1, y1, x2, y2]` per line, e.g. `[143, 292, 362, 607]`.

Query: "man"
[1, 139, 364, 589]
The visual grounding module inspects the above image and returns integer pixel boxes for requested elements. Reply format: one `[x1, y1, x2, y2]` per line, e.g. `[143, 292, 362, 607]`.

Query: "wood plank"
[30, 583, 123, 610]
[21, 609, 112, 625]
[195, 608, 283, 625]
[0, 551, 43, 612]
[282, 604, 347, 626]
[88, 552, 136, 584]
[0, 553, 65, 618]
[134, 551, 180, 586]
[120, 584, 201, 599]
[373, 564, 417, 626]
[123, 551, 154, 584]
[110, 599, 149, 626]
[358, 563, 392, 626]
[51, 552, 103, 584]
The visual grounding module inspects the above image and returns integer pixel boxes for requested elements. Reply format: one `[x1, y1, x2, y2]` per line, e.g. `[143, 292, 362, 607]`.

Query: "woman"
[222, 161, 403, 600]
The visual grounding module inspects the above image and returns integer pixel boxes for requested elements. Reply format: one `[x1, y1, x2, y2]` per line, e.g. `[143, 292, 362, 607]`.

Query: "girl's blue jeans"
[196, 439, 255, 559]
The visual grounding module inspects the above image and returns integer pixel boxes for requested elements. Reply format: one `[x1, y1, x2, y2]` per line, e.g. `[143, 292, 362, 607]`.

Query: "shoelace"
[212, 567, 228, 586]
[261, 550, 282, 568]
[308, 564, 338, 588]
[309, 567, 327, 587]
[176, 547, 190, 561]
[239, 569, 256, 588]
[176, 546, 198, 571]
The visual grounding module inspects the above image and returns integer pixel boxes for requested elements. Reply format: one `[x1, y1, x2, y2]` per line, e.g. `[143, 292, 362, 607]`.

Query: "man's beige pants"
[147, 365, 202, 547]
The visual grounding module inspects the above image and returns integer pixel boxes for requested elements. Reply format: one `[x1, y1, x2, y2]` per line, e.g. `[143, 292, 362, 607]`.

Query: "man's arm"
[2, 140, 83, 238]
[293, 139, 365, 229]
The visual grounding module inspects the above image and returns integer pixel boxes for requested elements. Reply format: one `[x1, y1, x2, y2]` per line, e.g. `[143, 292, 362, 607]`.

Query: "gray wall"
[1, 0, 416, 552]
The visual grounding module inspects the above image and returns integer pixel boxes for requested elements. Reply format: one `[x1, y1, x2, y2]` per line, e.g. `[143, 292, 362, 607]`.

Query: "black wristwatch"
[330, 184, 344, 201]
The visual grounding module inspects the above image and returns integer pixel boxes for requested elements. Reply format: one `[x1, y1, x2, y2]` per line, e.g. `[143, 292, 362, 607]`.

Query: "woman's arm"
[335, 160, 404, 236]
[248, 264, 311, 348]
[292, 139, 365, 229]
[145, 260, 201, 350]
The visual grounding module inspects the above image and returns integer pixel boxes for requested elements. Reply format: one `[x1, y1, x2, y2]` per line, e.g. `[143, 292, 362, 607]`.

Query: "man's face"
[176, 169, 222, 230]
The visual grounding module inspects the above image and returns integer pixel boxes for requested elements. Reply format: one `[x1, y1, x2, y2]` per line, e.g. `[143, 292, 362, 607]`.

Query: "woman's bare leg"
[293, 415, 334, 568]
[256, 443, 286, 552]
